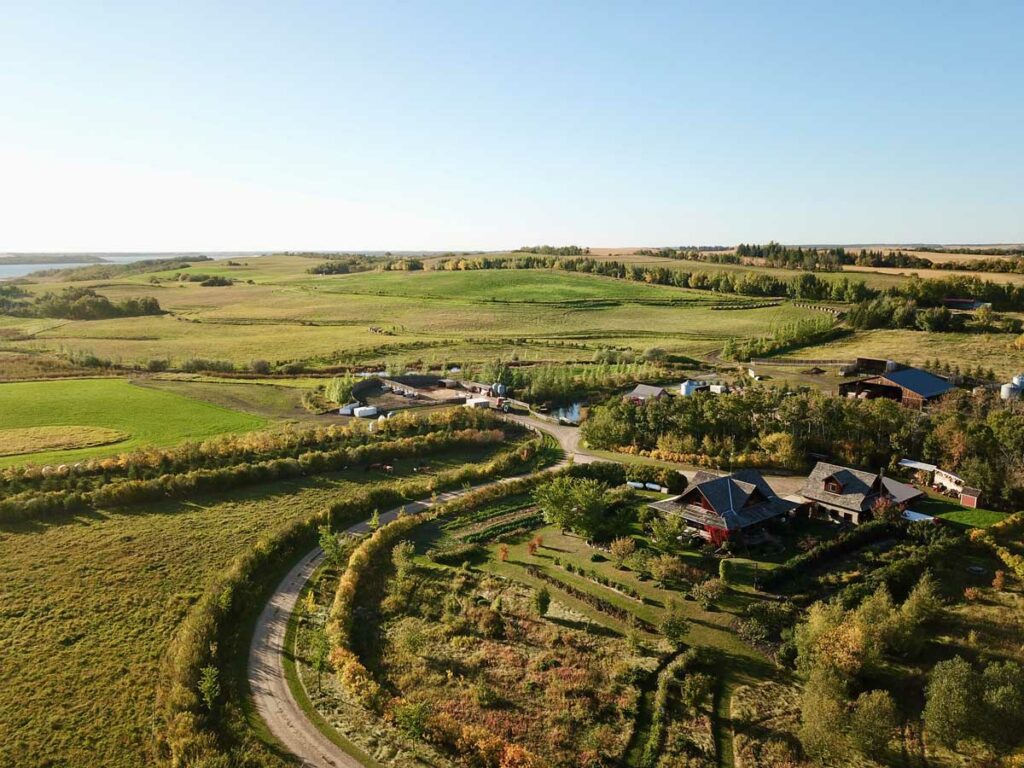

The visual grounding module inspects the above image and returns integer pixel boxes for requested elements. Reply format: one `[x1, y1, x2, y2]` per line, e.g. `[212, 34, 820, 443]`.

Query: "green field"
[310, 267, 731, 304]
[3, 259, 820, 368]
[0, 378, 265, 466]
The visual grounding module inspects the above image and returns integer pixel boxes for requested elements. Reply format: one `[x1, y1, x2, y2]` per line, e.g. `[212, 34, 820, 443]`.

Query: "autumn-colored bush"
[0, 426, 512, 523]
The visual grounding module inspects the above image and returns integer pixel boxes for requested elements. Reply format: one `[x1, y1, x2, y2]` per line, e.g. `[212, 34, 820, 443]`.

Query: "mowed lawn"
[0, 378, 265, 466]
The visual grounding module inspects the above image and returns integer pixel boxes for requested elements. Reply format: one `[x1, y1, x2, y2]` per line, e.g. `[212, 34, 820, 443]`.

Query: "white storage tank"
[353, 405, 379, 418]
[1001, 383, 1020, 400]
[1013, 374, 1024, 388]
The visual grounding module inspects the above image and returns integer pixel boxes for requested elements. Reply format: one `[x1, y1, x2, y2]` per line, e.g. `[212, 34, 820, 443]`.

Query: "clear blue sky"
[2, 1, 1022, 251]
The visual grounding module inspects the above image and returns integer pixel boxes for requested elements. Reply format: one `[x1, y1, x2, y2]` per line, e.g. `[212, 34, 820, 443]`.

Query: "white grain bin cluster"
[1000, 374, 1024, 400]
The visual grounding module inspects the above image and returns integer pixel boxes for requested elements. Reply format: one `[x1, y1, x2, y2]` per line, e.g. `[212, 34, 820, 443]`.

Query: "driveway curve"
[248, 415, 584, 767]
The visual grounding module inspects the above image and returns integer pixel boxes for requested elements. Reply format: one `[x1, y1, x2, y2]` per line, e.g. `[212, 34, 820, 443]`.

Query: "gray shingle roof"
[882, 477, 925, 505]
[649, 469, 795, 530]
[625, 384, 666, 400]
[800, 462, 880, 512]
[800, 461, 923, 512]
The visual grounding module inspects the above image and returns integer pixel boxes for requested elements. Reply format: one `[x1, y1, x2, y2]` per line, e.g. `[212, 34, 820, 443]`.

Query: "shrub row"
[441, 497, 533, 531]
[0, 428, 507, 523]
[640, 649, 706, 768]
[155, 436, 546, 765]
[0, 407, 509, 495]
[556, 560, 644, 601]
[458, 513, 544, 543]
[759, 520, 898, 590]
[524, 564, 656, 632]
[836, 537, 960, 608]
[971, 511, 1024, 580]
[327, 512, 425, 710]
[426, 541, 486, 565]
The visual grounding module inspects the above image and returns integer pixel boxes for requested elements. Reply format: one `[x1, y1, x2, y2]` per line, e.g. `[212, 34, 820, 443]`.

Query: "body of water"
[551, 401, 583, 425]
[0, 253, 263, 281]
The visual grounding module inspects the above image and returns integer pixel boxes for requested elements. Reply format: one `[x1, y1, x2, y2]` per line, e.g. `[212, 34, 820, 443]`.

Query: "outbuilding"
[623, 384, 667, 403]
[838, 364, 953, 409]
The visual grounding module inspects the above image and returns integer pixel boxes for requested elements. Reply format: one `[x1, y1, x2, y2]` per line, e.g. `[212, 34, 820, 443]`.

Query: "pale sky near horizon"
[2, 1, 1022, 252]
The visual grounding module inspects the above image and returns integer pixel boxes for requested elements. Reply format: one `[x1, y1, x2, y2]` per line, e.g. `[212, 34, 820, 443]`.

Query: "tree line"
[0, 285, 162, 320]
[581, 387, 1024, 509]
[0, 428, 512, 523]
[156, 433, 550, 768]
[0, 407, 502, 496]
[428, 252, 1024, 311]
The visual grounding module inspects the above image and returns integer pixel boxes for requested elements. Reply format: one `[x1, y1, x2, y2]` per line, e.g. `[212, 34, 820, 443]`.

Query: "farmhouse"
[838, 364, 953, 409]
[623, 384, 667, 403]
[798, 461, 923, 524]
[648, 469, 796, 544]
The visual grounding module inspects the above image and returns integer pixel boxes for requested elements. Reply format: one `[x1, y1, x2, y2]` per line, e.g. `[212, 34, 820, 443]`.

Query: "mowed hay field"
[4, 260, 816, 367]
[0, 444, 511, 767]
[776, 329, 1024, 378]
[0, 379, 265, 466]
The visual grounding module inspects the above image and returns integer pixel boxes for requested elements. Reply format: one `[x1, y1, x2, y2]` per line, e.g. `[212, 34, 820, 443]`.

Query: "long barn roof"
[877, 367, 953, 399]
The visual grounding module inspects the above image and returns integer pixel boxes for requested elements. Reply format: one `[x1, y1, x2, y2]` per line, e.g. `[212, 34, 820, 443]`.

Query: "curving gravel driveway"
[248, 414, 582, 767]
[248, 489, 471, 767]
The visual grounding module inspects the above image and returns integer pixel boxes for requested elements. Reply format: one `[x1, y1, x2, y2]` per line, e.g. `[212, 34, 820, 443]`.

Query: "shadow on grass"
[546, 614, 621, 638]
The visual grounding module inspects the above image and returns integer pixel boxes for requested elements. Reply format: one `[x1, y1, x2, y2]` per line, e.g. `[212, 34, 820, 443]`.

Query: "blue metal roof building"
[838, 365, 954, 408]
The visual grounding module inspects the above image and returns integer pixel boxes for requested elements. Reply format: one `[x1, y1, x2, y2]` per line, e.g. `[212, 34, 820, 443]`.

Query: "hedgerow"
[640, 649, 710, 768]
[759, 520, 898, 590]
[154, 434, 546, 766]
[0, 428, 508, 523]
[0, 407, 508, 495]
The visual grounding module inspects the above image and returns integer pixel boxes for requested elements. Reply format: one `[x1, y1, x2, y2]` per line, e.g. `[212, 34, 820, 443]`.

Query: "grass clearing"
[0, 425, 129, 456]
[0, 378, 265, 466]
[914, 494, 1007, 528]
[136, 377, 321, 422]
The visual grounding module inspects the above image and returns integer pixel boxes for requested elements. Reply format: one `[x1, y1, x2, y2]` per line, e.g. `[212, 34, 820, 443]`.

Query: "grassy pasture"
[4, 264, 817, 368]
[306, 267, 729, 305]
[9, 255, 1019, 378]
[776, 328, 1023, 378]
[136, 376, 321, 422]
[0, 444, 511, 768]
[0, 378, 265, 466]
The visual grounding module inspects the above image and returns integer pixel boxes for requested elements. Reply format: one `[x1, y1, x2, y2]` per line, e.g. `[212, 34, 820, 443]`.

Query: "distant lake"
[0, 253, 259, 280]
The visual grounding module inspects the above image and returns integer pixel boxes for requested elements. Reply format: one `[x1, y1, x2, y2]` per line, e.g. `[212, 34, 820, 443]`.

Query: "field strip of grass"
[0, 425, 129, 456]
[0, 378, 266, 467]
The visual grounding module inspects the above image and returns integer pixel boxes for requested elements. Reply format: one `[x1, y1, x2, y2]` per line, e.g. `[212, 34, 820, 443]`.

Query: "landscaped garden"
[278, 456, 1024, 768]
